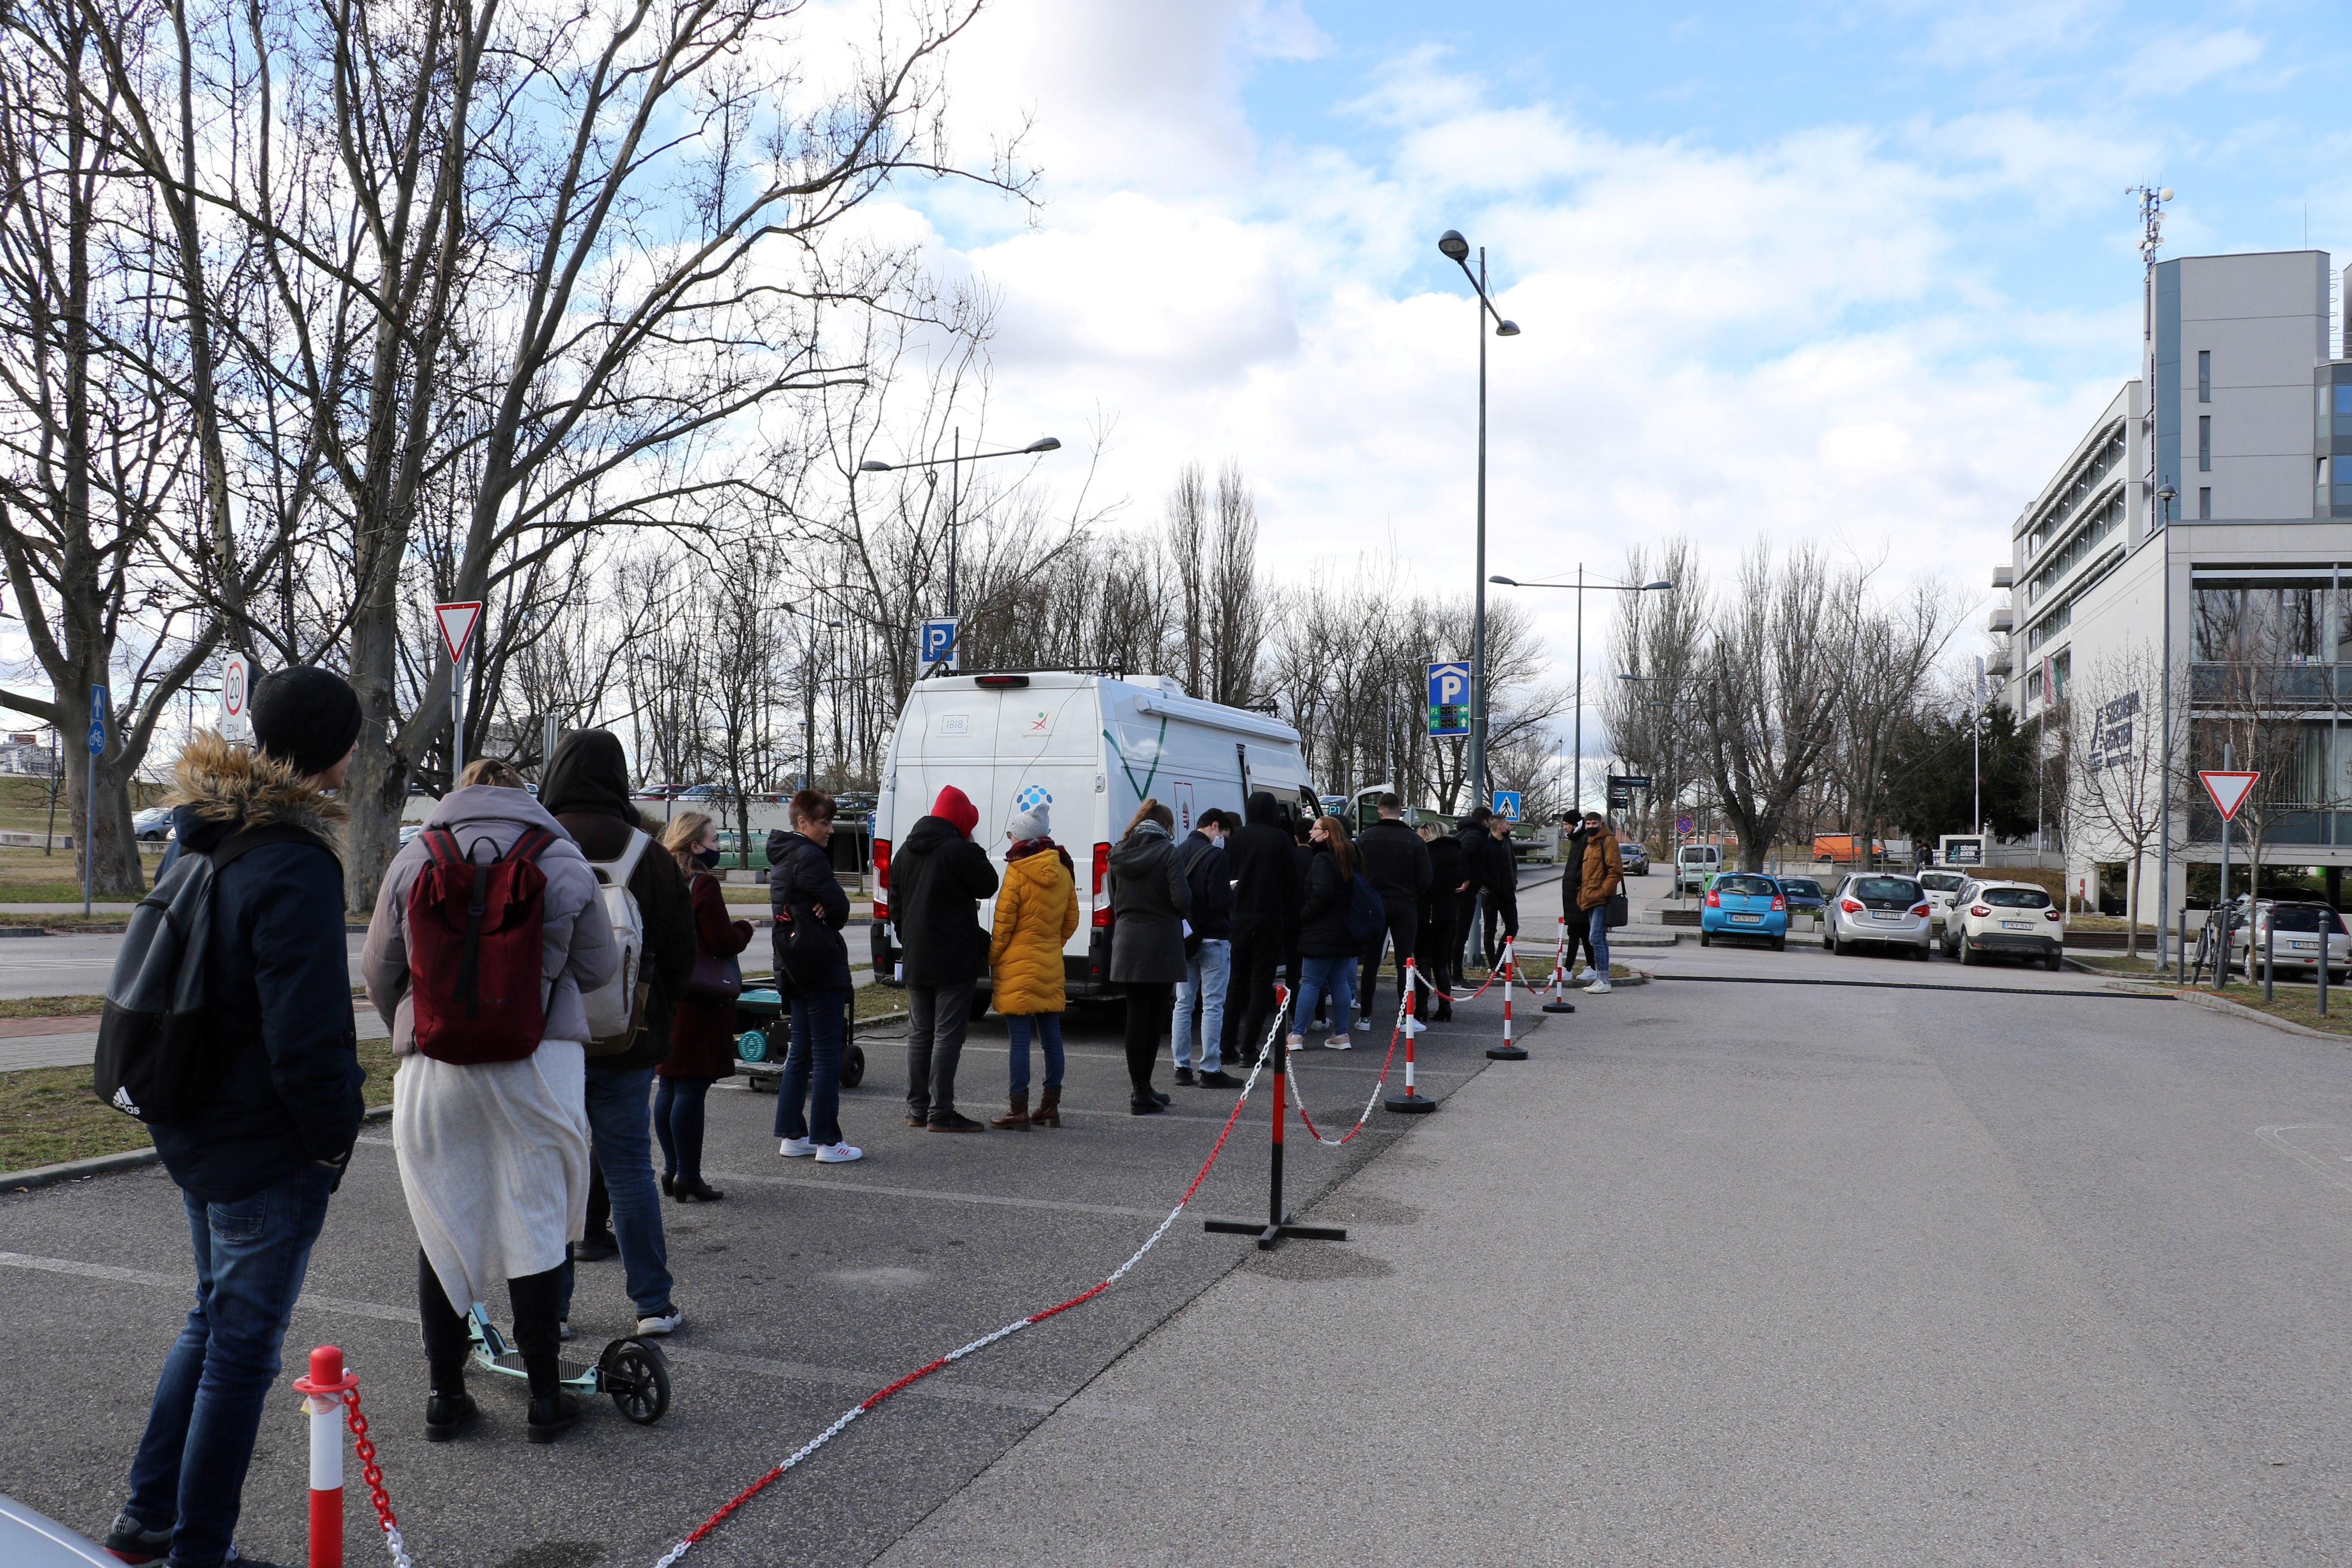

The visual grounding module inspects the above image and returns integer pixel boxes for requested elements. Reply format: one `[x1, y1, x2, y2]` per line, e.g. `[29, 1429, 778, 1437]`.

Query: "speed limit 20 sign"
[221, 652, 254, 741]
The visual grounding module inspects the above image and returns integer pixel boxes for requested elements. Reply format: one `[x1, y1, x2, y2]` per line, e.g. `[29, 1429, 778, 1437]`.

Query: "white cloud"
[2122, 29, 2266, 96]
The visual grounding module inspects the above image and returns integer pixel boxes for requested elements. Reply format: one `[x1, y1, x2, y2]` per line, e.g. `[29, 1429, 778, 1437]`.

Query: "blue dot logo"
[1015, 785, 1053, 812]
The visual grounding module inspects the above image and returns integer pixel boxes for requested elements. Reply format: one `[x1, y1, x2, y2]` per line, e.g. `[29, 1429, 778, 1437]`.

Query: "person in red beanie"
[890, 785, 998, 1130]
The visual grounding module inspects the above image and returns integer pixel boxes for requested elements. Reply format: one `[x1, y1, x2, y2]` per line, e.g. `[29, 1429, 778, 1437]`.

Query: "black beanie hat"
[250, 666, 363, 777]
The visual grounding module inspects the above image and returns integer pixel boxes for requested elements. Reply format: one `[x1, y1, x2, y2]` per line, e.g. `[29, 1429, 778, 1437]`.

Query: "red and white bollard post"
[291, 1345, 359, 1568]
[1206, 986, 1350, 1250]
[1385, 958, 1436, 1115]
[1488, 935, 1527, 1060]
[1542, 916, 1576, 1014]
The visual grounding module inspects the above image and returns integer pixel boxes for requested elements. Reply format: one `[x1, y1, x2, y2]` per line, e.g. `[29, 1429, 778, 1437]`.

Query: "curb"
[2160, 986, 2346, 1042]
[0, 1102, 395, 1195]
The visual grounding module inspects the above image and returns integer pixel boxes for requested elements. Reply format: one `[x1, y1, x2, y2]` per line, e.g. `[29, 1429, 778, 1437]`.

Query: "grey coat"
[362, 784, 619, 1054]
[1107, 821, 1192, 983]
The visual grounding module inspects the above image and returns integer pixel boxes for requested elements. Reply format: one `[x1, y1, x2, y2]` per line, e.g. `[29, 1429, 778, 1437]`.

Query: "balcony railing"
[2188, 662, 2350, 706]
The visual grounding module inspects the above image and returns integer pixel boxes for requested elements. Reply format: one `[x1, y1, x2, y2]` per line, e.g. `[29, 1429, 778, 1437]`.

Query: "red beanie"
[931, 785, 979, 837]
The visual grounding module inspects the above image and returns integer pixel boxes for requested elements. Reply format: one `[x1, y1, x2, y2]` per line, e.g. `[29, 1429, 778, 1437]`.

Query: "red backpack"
[407, 827, 557, 1064]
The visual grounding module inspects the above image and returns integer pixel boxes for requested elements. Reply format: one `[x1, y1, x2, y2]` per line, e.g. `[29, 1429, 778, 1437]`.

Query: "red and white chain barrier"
[291, 1344, 413, 1568]
[1289, 981, 1411, 1145]
[644, 1005, 1292, 1568]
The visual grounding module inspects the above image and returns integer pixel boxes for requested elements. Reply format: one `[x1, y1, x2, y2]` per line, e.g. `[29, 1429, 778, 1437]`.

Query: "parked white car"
[2230, 899, 2350, 979]
[1941, 879, 2063, 969]
[1825, 873, 1933, 959]
[1674, 842, 1721, 894]
[1917, 869, 1968, 930]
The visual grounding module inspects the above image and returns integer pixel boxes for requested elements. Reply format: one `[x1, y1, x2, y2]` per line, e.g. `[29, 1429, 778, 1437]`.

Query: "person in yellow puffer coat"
[988, 799, 1081, 1129]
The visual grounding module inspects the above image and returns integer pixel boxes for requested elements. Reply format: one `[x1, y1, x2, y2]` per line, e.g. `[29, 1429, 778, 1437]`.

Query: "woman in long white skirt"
[363, 759, 616, 1443]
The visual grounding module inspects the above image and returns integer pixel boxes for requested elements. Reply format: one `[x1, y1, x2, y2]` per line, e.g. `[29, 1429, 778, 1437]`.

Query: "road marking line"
[2256, 1125, 2352, 1195]
[1648, 973, 2168, 998]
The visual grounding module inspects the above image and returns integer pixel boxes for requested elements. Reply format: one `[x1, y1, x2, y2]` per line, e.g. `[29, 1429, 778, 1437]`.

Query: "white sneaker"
[635, 1306, 683, 1337]
[1323, 1035, 1353, 1050]
[813, 1141, 864, 1164]
[1285, 1034, 1305, 1051]
[1586, 979, 1613, 995]
[778, 1136, 816, 1158]
[1574, 966, 1599, 983]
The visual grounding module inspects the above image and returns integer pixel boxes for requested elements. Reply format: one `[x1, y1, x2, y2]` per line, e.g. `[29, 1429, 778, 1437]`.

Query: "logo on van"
[1014, 785, 1053, 813]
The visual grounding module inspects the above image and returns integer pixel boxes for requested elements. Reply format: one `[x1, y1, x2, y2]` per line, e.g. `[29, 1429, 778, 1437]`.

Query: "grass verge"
[0, 995, 104, 1020]
[0, 1039, 401, 1175]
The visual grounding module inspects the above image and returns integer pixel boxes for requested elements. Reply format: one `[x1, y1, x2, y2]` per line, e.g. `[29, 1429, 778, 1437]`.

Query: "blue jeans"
[124, 1162, 337, 1568]
[1173, 939, 1230, 1071]
[561, 1066, 674, 1320]
[654, 1075, 712, 1183]
[1006, 1013, 1065, 1093]
[1295, 954, 1357, 1037]
[1588, 903, 1611, 976]
[775, 989, 848, 1147]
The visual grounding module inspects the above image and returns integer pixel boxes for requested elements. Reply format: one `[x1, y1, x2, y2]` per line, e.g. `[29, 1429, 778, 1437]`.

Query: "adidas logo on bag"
[111, 1084, 140, 1116]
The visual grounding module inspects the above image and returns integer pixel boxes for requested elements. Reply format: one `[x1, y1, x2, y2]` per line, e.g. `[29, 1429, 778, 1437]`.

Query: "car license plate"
[1732, 913, 1760, 923]
[1870, 911, 1901, 922]
[2292, 940, 2317, 950]
[2002, 921, 2032, 930]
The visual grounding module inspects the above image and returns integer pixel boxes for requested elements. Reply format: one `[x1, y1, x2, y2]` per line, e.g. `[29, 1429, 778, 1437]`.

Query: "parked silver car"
[1824, 872, 1933, 959]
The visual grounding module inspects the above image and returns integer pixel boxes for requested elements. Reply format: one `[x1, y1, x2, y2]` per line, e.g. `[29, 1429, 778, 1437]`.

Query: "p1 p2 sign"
[920, 617, 959, 672]
[2200, 769, 2260, 821]
[1427, 661, 1470, 737]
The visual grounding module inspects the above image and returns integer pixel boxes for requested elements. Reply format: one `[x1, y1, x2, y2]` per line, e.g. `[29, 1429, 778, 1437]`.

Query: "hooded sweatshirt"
[539, 729, 694, 1068]
[1225, 791, 1302, 934]
[362, 784, 619, 1054]
[892, 812, 999, 987]
[148, 733, 364, 1203]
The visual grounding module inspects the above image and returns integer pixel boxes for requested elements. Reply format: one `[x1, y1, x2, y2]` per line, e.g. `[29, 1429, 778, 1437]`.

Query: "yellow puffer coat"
[990, 843, 1080, 1015]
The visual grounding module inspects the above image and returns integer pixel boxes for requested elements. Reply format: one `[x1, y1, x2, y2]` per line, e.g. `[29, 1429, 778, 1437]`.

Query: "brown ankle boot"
[1031, 1088, 1061, 1127]
[990, 1092, 1031, 1130]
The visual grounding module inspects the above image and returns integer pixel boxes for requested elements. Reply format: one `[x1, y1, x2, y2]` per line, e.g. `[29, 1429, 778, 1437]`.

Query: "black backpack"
[92, 823, 326, 1123]
[1345, 872, 1388, 945]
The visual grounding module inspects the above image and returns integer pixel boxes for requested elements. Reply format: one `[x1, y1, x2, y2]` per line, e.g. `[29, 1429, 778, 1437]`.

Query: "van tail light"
[1840, 898, 1864, 914]
[871, 838, 891, 920]
[1970, 905, 1990, 918]
[1092, 842, 1113, 929]
[1910, 902, 1930, 917]
[1771, 895, 1786, 912]
[1705, 890, 1720, 907]
[2043, 908, 2061, 921]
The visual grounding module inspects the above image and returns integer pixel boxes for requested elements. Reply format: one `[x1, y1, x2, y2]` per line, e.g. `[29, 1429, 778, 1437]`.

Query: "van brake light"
[872, 839, 891, 920]
[1092, 842, 1113, 929]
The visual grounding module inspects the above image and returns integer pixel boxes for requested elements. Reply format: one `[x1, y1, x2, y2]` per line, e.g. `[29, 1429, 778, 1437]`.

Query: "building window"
[2198, 414, 2211, 472]
[2199, 487, 2211, 519]
[2193, 585, 2325, 663]
[2198, 349, 2211, 403]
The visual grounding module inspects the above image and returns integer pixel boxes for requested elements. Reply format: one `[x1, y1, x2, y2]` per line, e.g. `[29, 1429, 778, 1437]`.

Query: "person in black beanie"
[108, 665, 366, 1568]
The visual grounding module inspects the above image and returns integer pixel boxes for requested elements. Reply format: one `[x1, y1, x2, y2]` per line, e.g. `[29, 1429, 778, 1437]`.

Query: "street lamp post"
[1490, 572, 1672, 808]
[859, 433, 1062, 639]
[2133, 183, 2174, 961]
[1437, 230, 1520, 808]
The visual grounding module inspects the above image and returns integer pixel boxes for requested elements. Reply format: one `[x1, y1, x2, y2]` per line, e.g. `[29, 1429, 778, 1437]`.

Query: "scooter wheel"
[602, 1338, 670, 1425]
[840, 1043, 867, 1089]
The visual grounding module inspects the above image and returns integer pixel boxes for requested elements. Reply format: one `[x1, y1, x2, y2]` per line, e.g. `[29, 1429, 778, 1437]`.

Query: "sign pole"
[84, 683, 104, 915]
[432, 602, 484, 789]
[452, 647, 466, 785]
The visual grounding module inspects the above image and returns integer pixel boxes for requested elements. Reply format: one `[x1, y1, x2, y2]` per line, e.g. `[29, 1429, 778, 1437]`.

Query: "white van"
[870, 671, 1319, 998]
[1674, 842, 1721, 894]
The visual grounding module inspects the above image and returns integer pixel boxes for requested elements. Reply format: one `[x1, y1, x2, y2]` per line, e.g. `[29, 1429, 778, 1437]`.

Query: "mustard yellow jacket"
[990, 842, 1080, 1015]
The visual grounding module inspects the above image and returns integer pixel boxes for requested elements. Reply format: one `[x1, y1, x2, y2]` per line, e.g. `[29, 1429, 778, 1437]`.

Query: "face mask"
[694, 846, 721, 868]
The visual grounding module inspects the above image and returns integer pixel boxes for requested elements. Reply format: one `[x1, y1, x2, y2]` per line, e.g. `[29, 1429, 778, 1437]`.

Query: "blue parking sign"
[1492, 790, 1521, 822]
[1426, 661, 1470, 737]
[919, 617, 959, 672]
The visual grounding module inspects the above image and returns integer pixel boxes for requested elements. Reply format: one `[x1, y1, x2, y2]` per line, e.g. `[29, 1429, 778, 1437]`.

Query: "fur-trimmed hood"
[168, 729, 346, 847]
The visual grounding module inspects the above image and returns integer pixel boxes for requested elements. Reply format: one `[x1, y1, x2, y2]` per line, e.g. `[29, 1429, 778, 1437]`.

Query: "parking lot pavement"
[0, 984, 1529, 1567]
[874, 942, 2352, 1568]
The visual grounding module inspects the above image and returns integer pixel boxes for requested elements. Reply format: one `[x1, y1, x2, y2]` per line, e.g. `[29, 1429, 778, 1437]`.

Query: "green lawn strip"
[0, 1039, 403, 1176]
[0, 995, 104, 1020]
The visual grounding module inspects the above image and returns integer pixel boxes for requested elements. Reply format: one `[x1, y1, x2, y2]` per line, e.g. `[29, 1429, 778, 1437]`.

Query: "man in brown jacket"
[1577, 810, 1626, 995]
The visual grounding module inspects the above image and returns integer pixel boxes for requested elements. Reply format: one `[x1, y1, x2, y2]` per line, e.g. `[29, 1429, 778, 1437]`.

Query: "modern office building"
[1993, 248, 2352, 924]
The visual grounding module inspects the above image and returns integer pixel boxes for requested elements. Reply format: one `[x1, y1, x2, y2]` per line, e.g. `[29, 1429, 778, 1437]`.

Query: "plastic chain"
[645, 1005, 1293, 1568]
[341, 1387, 415, 1568]
[1287, 987, 1411, 1146]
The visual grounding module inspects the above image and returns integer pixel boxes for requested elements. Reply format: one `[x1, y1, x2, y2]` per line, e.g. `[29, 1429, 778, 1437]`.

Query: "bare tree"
[1602, 538, 1707, 846]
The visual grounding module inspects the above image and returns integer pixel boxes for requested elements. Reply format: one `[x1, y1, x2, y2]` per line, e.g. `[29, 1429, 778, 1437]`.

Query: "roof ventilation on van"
[974, 674, 1031, 688]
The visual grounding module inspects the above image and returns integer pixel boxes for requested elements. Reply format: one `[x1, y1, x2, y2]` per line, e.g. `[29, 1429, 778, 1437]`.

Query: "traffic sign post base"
[1485, 1044, 1528, 1060]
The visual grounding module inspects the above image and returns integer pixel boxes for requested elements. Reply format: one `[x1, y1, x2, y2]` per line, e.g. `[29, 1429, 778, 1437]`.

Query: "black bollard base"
[1383, 1092, 1437, 1115]
[1485, 1044, 1528, 1060]
[1542, 1000, 1576, 1014]
[1204, 1213, 1349, 1251]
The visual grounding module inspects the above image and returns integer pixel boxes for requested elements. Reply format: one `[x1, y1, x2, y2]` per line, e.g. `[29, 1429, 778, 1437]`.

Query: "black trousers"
[1455, 890, 1484, 969]
[583, 1155, 610, 1239]
[1484, 888, 1520, 963]
[1562, 901, 1596, 973]
[1123, 980, 1174, 1093]
[1222, 923, 1283, 1063]
[418, 1251, 564, 1399]
[1417, 906, 1457, 1006]
[1358, 897, 1419, 1021]
[906, 978, 976, 1123]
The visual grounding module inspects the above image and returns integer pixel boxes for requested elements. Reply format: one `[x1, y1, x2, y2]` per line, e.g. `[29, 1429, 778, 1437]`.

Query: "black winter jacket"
[1225, 791, 1302, 934]
[543, 729, 695, 1071]
[1356, 818, 1432, 905]
[149, 735, 364, 1204]
[1562, 828, 1591, 913]
[1422, 834, 1465, 922]
[892, 814, 998, 986]
[767, 829, 852, 993]
[1297, 844, 1359, 959]
[1176, 829, 1234, 941]
[1458, 823, 1513, 895]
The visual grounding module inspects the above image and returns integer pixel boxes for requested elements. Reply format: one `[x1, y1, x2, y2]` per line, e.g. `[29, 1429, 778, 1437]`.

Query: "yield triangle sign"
[2200, 769, 2260, 821]
[434, 600, 483, 664]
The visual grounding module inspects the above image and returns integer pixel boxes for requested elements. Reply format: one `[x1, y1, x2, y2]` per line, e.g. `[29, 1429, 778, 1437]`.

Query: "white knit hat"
[1008, 800, 1050, 840]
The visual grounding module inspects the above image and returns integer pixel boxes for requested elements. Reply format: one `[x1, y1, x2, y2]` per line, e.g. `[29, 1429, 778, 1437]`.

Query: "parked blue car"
[1776, 876, 1826, 916]
[1700, 872, 1789, 949]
